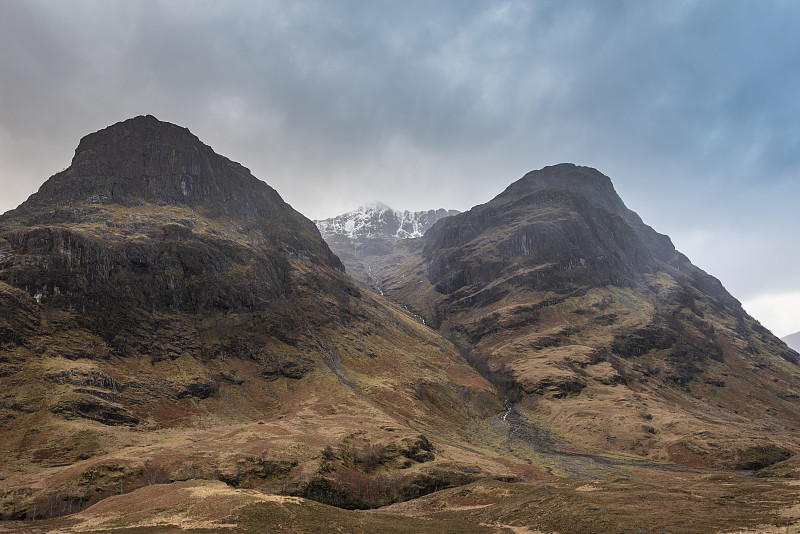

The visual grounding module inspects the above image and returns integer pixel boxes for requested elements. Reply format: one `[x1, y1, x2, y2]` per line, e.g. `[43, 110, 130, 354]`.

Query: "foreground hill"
[3, 474, 800, 534]
[359, 164, 800, 468]
[0, 116, 508, 518]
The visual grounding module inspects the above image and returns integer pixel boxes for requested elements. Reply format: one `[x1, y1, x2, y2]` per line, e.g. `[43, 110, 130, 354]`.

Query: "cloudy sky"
[1, 0, 799, 336]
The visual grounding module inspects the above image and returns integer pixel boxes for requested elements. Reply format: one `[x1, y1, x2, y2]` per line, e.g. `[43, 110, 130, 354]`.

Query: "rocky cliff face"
[423, 187, 656, 296]
[15, 115, 322, 231]
[1, 115, 347, 309]
[315, 203, 458, 240]
[422, 164, 738, 308]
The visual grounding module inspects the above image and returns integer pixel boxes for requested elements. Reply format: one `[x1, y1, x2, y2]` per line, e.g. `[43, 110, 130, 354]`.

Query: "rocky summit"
[2, 122, 800, 533]
[1, 115, 347, 314]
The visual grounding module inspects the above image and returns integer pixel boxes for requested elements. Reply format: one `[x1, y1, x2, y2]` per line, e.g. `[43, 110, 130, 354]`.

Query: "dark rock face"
[0, 223, 289, 312]
[422, 164, 743, 315]
[0, 115, 355, 314]
[176, 378, 219, 399]
[0, 115, 364, 426]
[50, 394, 140, 426]
[424, 187, 657, 297]
[256, 352, 314, 380]
[0, 282, 39, 348]
[494, 164, 676, 261]
[13, 116, 322, 237]
[46, 369, 124, 392]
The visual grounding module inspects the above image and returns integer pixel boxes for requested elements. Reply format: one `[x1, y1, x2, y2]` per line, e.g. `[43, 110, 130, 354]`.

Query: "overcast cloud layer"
[1, 0, 799, 336]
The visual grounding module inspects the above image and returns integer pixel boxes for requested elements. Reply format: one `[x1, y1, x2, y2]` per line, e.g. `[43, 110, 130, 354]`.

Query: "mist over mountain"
[784, 331, 800, 353]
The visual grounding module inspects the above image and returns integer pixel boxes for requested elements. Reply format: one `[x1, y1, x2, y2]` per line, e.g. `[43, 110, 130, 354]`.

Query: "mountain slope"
[371, 163, 800, 467]
[0, 116, 509, 519]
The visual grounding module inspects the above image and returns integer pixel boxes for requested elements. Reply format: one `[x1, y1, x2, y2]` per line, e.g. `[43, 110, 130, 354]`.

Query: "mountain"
[368, 163, 800, 468]
[2, 122, 800, 532]
[314, 203, 458, 292]
[0, 116, 507, 519]
[315, 203, 458, 241]
[784, 331, 800, 352]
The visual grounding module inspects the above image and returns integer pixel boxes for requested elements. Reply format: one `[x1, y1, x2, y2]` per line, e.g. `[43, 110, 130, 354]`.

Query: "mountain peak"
[72, 114, 233, 171]
[2, 115, 341, 271]
[315, 205, 459, 240]
[5, 116, 307, 229]
[487, 163, 685, 266]
[497, 164, 627, 218]
[30, 115, 257, 209]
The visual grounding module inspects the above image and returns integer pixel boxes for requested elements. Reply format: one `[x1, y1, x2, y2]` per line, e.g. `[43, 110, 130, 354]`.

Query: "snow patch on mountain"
[315, 203, 459, 240]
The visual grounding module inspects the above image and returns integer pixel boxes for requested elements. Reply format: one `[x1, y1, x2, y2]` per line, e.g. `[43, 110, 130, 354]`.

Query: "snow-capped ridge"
[315, 203, 459, 240]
